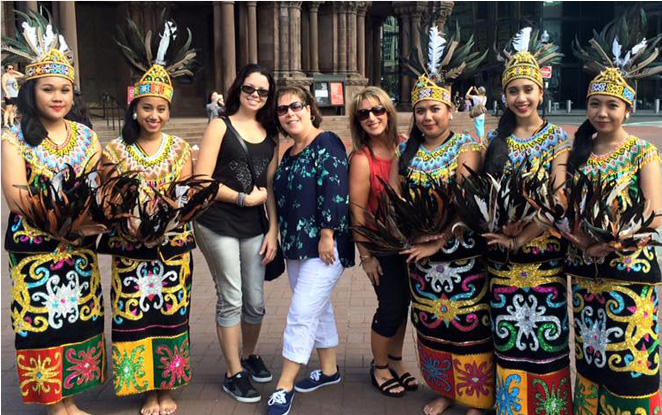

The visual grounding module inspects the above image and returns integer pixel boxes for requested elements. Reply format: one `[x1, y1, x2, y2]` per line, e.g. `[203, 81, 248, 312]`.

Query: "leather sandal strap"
[374, 363, 389, 370]
[387, 355, 403, 361]
[399, 372, 416, 385]
[380, 378, 402, 391]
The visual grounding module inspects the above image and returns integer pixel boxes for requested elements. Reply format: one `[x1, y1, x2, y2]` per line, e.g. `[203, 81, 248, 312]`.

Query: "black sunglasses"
[241, 84, 270, 98]
[276, 101, 306, 116]
[356, 106, 387, 121]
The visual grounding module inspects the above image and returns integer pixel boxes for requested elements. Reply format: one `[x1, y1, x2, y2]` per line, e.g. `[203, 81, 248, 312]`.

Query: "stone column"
[58, 2, 80, 88]
[25, 1, 38, 12]
[357, 3, 367, 77]
[347, 4, 357, 74]
[279, 2, 290, 76]
[247, 2, 258, 64]
[397, 12, 411, 108]
[308, 2, 321, 74]
[288, 2, 303, 75]
[221, 1, 236, 94]
[410, 11, 422, 61]
[213, 2, 223, 91]
[371, 17, 382, 87]
[337, 3, 347, 73]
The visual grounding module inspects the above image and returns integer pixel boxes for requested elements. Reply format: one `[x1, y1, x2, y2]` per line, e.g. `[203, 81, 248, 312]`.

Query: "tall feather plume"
[497, 27, 563, 68]
[1, 9, 72, 66]
[426, 26, 446, 75]
[572, 7, 662, 80]
[115, 10, 197, 80]
[400, 10, 486, 83]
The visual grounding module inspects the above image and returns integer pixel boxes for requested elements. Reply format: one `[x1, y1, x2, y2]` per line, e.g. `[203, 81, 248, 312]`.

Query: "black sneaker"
[223, 371, 261, 403]
[241, 354, 273, 383]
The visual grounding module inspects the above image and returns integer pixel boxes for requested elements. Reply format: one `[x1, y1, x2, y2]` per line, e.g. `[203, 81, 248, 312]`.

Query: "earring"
[625, 113, 630, 120]
[311, 115, 316, 122]
[132, 113, 137, 120]
[450, 114, 454, 121]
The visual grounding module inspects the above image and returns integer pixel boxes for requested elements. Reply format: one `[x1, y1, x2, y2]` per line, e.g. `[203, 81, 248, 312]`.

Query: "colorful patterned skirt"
[409, 249, 495, 409]
[488, 257, 573, 414]
[572, 276, 661, 415]
[8, 249, 106, 405]
[111, 252, 193, 396]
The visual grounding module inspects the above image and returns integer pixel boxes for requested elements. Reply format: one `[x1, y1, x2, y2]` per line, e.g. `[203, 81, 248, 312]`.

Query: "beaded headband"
[411, 75, 452, 107]
[587, 68, 635, 106]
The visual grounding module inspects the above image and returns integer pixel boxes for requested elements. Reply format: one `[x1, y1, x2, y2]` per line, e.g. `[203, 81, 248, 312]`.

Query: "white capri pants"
[282, 248, 344, 365]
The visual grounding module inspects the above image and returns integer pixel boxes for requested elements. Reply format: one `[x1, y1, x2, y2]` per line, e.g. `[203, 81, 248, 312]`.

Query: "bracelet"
[236, 192, 246, 207]
[359, 254, 372, 265]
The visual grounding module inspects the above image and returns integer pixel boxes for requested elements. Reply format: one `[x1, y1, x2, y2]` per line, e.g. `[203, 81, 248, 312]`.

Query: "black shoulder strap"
[222, 117, 258, 183]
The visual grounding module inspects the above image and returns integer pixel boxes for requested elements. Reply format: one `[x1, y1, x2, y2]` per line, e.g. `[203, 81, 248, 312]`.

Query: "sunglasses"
[356, 106, 387, 121]
[276, 101, 306, 116]
[241, 85, 270, 98]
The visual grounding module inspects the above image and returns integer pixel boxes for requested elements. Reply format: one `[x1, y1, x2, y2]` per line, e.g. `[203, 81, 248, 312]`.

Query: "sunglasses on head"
[276, 101, 306, 116]
[356, 106, 387, 121]
[240, 84, 270, 98]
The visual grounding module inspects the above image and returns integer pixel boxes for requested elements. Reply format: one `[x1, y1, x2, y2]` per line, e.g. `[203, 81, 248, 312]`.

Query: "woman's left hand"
[318, 232, 336, 265]
[501, 220, 527, 237]
[483, 232, 521, 252]
[400, 238, 446, 263]
[259, 230, 278, 265]
[585, 242, 615, 259]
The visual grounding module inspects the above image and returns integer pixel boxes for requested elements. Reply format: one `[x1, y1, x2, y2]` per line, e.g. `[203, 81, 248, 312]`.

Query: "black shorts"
[4, 97, 17, 106]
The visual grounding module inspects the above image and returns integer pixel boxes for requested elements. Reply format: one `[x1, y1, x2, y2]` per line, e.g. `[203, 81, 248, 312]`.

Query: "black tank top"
[196, 117, 276, 238]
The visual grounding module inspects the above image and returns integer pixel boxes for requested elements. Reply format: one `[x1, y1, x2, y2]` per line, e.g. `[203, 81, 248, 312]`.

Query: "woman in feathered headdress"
[98, 14, 198, 415]
[481, 27, 574, 414]
[1, 10, 106, 414]
[390, 17, 493, 414]
[568, 10, 662, 414]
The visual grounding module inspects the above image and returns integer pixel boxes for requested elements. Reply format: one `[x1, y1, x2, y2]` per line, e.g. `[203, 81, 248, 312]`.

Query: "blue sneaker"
[294, 366, 341, 392]
[266, 388, 295, 415]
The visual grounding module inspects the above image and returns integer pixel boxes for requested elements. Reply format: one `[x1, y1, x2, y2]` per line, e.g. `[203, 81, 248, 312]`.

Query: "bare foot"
[141, 391, 160, 415]
[466, 409, 485, 415]
[46, 402, 69, 415]
[63, 397, 92, 415]
[158, 390, 178, 415]
[423, 397, 453, 415]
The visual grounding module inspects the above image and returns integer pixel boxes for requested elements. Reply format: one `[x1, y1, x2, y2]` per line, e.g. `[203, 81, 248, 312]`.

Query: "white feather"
[155, 21, 177, 65]
[631, 38, 647, 55]
[42, 24, 56, 52]
[612, 38, 625, 66]
[474, 195, 490, 223]
[427, 26, 446, 75]
[512, 27, 532, 53]
[21, 22, 40, 55]
[58, 35, 69, 54]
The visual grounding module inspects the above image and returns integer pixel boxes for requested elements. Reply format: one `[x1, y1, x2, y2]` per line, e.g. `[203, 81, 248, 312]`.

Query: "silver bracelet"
[236, 192, 246, 207]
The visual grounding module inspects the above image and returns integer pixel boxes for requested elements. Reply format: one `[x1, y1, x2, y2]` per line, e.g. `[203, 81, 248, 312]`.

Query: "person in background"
[207, 91, 221, 122]
[466, 86, 487, 139]
[2, 63, 23, 127]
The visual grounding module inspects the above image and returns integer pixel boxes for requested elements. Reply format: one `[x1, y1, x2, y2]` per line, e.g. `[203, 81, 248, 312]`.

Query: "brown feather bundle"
[14, 162, 102, 246]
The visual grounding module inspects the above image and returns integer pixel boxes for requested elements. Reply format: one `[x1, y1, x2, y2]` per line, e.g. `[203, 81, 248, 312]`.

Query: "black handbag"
[223, 117, 285, 281]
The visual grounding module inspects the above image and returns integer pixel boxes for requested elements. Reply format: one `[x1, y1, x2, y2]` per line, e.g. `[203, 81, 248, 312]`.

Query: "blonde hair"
[348, 86, 398, 155]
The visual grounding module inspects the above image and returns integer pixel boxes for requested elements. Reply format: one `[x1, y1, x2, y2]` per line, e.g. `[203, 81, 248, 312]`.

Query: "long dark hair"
[65, 89, 93, 129]
[222, 64, 278, 138]
[483, 108, 517, 175]
[398, 123, 426, 176]
[567, 120, 596, 175]
[121, 99, 141, 145]
[16, 79, 49, 146]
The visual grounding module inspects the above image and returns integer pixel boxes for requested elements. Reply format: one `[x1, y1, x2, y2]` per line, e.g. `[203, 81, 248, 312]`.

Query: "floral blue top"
[274, 131, 355, 268]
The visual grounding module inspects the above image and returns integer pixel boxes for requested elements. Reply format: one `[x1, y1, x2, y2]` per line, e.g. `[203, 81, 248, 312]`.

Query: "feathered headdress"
[401, 16, 487, 107]
[115, 10, 196, 103]
[572, 9, 662, 106]
[1, 10, 75, 82]
[498, 27, 563, 89]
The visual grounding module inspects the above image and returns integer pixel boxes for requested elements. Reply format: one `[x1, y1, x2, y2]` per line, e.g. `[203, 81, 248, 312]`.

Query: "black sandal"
[388, 355, 419, 391]
[370, 363, 405, 398]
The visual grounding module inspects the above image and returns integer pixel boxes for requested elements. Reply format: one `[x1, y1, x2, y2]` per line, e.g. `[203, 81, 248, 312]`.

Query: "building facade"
[2, 1, 660, 116]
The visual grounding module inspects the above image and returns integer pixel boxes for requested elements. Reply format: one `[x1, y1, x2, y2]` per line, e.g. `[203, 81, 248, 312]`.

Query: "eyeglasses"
[276, 101, 306, 116]
[241, 85, 270, 98]
[356, 106, 387, 121]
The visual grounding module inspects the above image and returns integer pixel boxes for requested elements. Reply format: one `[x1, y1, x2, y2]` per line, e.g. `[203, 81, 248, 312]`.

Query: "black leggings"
[371, 254, 410, 337]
